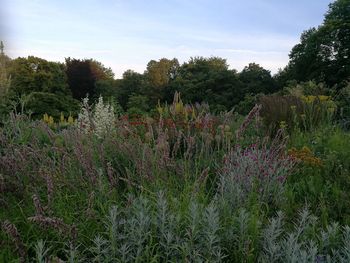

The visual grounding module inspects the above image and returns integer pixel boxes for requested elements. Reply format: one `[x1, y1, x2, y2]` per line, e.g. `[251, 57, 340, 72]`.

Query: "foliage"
[76, 96, 116, 138]
[281, 0, 350, 88]
[127, 94, 150, 115]
[1, 1, 350, 261]
[239, 63, 278, 95]
[219, 130, 297, 208]
[65, 58, 97, 100]
[0, 41, 11, 98]
[115, 70, 145, 110]
[0, 41, 12, 119]
[259, 93, 336, 134]
[25, 92, 80, 119]
[169, 56, 244, 111]
[9, 56, 70, 97]
[335, 83, 350, 129]
[1, 99, 350, 261]
[144, 58, 180, 104]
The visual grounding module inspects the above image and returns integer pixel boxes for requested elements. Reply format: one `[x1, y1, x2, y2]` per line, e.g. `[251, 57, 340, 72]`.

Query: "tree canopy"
[282, 0, 350, 88]
[9, 56, 70, 97]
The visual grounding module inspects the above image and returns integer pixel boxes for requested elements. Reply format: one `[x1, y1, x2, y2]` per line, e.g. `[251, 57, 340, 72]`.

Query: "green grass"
[1, 102, 350, 262]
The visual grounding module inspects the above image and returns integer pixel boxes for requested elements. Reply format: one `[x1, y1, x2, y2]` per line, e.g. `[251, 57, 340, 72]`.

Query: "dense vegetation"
[1, 0, 350, 262]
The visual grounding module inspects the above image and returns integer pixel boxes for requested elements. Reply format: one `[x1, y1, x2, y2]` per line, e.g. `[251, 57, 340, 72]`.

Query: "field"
[1, 93, 350, 262]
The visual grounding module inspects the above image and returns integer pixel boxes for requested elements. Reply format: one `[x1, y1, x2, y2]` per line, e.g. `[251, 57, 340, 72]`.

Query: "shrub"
[219, 130, 297, 207]
[260, 94, 336, 134]
[259, 95, 304, 133]
[77, 96, 116, 138]
[23, 92, 80, 119]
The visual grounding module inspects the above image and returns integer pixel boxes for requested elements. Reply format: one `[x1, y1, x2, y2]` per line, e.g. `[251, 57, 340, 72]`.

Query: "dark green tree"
[239, 63, 278, 95]
[7, 56, 78, 118]
[127, 93, 150, 115]
[0, 41, 11, 96]
[116, 70, 145, 110]
[169, 57, 243, 111]
[144, 58, 179, 104]
[0, 41, 12, 118]
[9, 56, 70, 96]
[95, 79, 118, 99]
[65, 58, 96, 100]
[282, 0, 350, 88]
[25, 92, 79, 119]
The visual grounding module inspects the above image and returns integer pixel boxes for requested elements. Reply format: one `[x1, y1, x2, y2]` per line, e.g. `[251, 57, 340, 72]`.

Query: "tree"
[116, 70, 145, 110]
[25, 92, 79, 119]
[95, 79, 118, 99]
[283, 0, 350, 88]
[169, 57, 243, 111]
[0, 41, 12, 118]
[144, 58, 179, 104]
[65, 58, 96, 100]
[0, 41, 11, 97]
[9, 56, 70, 97]
[66, 58, 116, 101]
[7, 56, 78, 118]
[239, 63, 278, 94]
[90, 59, 115, 81]
[127, 94, 150, 115]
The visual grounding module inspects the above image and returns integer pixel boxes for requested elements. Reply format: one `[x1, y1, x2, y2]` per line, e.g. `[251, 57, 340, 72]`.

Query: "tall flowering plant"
[219, 130, 298, 206]
[77, 96, 116, 138]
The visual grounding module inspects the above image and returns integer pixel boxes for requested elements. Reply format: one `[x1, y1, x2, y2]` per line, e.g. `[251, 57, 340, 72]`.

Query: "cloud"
[3, 0, 313, 78]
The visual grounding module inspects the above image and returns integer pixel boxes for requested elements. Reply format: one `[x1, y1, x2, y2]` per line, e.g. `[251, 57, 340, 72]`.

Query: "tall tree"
[9, 56, 69, 96]
[65, 58, 96, 100]
[90, 59, 115, 81]
[170, 57, 243, 111]
[283, 0, 350, 88]
[0, 41, 11, 97]
[0, 41, 12, 117]
[144, 58, 179, 104]
[239, 63, 278, 94]
[116, 70, 145, 109]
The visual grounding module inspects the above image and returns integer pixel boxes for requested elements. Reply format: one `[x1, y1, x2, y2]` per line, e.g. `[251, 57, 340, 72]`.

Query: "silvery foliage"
[89, 192, 224, 262]
[259, 208, 350, 263]
[77, 96, 115, 138]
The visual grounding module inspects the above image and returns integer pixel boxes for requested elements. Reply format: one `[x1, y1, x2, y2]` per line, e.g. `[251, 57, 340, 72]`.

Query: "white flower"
[94, 96, 115, 138]
[77, 97, 91, 134]
[76, 96, 115, 138]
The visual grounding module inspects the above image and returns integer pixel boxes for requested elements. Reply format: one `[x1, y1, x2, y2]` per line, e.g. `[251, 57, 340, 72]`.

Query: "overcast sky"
[1, 0, 332, 78]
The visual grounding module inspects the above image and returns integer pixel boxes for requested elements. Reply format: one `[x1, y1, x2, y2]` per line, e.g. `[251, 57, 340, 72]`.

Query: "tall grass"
[1, 93, 350, 262]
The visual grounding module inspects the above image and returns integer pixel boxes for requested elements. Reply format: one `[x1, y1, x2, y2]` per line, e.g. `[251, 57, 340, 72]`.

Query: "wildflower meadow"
[1, 90, 350, 262]
[1, 0, 350, 261]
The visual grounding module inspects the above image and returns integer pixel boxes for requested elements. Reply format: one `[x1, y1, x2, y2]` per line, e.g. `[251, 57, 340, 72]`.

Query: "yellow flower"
[60, 112, 65, 123]
[175, 101, 184, 114]
[43, 113, 49, 123]
[279, 121, 287, 129]
[288, 146, 322, 167]
[191, 108, 196, 119]
[301, 95, 316, 104]
[48, 116, 54, 125]
[68, 115, 74, 124]
[157, 100, 163, 115]
[318, 95, 329, 102]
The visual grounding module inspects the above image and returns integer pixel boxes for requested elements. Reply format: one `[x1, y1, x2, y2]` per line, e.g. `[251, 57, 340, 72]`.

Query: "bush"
[25, 92, 80, 119]
[219, 130, 297, 208]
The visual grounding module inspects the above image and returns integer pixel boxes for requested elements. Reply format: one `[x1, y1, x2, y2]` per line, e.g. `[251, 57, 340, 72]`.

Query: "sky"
[1, 0, 332, 78]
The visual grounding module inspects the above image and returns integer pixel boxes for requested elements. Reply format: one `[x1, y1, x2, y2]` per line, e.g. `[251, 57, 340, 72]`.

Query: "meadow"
[1, 91, 350, 262]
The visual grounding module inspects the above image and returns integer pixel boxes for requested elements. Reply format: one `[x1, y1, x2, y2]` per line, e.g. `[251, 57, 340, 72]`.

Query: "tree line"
[0, 0, 349, 119]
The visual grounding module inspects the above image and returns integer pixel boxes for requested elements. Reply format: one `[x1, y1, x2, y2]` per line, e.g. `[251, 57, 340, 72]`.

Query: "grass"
[1, 95, 350, 262]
